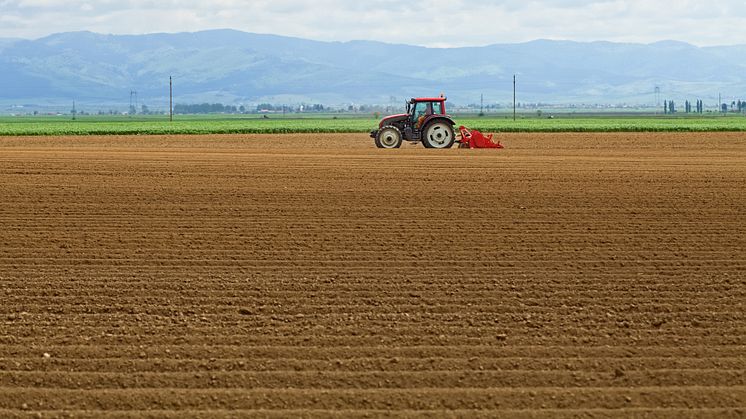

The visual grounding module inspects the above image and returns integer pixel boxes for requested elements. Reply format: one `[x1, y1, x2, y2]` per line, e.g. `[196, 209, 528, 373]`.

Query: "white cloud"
[1, 0, 745, 46]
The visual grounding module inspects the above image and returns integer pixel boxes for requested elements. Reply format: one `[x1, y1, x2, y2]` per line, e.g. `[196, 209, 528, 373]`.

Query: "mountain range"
[1, 29, 745, 109]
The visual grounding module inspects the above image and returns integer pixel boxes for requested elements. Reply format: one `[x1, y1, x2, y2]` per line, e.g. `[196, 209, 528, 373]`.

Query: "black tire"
[422, 122, 455, 149]
[375, 126, 403, 149]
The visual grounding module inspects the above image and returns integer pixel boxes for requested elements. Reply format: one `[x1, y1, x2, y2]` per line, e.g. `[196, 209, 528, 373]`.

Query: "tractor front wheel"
[422, 122, 455, 149]
[375, 126, 403, 149]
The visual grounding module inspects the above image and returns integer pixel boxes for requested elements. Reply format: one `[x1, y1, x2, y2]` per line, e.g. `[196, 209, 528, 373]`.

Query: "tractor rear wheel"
[375, 126, 403, 149]
[422, 122, 455, 149]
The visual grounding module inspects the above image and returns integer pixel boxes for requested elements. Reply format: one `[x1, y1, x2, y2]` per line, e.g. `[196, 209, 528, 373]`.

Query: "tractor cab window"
[412, 102, 436, 121]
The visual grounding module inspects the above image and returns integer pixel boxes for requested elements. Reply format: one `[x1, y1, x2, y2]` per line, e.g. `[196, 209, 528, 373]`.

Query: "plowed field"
[1, 133, 744, 417]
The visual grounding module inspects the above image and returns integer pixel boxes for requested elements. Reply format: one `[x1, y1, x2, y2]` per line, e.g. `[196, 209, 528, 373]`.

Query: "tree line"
[174, 103, 245, 114]
[172, 103, 332, 114]
[664, 99, 746, 114]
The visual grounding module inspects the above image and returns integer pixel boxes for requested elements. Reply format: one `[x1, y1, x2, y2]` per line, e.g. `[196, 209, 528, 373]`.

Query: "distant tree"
[664, 101, 668, 114]
[174, 103, 239, 114]
[669, 100, 675, 114]
[721, 103, 728, 113]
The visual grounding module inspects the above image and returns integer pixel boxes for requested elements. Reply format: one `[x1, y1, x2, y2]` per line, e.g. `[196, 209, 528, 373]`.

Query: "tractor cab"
[371, 96, 456, 149]
[408, 98, 447, 124]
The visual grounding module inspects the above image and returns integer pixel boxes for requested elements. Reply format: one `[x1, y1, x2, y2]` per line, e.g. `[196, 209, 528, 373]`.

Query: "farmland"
[0, 132, 744, 416]
[0, 113, 745, 135]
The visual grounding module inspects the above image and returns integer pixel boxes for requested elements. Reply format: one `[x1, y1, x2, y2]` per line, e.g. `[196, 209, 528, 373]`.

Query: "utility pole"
[129, 90, 138, 115]
[480, 93, 484, 115]
[72, 100, 76, 121]
[513, 74, 516, 122]
[718, 93, 722, 113]
[169, 76, 173, 122]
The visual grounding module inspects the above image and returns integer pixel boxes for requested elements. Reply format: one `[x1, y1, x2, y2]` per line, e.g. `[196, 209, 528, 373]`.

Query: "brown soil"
[0, 133, 744, 417]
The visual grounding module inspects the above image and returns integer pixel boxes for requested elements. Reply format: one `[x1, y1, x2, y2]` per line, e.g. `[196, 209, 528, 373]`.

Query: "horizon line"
[4, 29, 745, 49]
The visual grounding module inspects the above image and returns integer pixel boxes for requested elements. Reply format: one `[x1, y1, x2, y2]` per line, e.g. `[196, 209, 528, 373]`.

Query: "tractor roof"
[411, 97, 446, 102]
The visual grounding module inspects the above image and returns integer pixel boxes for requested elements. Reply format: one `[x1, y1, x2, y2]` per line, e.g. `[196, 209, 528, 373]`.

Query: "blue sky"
[1, 0, 745, 46]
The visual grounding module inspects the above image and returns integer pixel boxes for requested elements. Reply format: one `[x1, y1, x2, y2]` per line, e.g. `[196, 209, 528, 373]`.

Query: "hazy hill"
[1, 29, 744, 108]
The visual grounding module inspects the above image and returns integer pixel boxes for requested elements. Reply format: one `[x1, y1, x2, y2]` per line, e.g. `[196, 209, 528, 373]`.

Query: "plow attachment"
[457, 126, 504, 149]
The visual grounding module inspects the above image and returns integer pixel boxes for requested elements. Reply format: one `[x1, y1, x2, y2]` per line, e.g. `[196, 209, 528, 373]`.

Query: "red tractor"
[371, 96, 457, 149]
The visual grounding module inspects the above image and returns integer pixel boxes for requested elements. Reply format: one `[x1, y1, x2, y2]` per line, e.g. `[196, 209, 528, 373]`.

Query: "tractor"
[371, 96, 457, 149]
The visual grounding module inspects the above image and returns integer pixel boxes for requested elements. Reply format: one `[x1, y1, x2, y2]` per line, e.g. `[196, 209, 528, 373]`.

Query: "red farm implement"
[457, 126, 504, 149]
